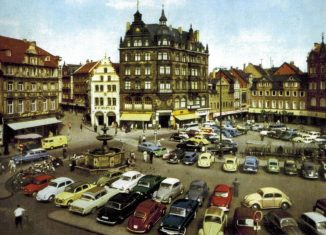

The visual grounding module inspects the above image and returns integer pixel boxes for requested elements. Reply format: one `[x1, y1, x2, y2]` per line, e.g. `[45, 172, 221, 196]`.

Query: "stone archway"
[95, 111, 104, 126]
[107, 112, 116, 127]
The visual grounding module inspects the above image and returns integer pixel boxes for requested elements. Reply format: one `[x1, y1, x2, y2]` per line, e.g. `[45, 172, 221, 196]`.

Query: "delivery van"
[41, 135, 68, 150]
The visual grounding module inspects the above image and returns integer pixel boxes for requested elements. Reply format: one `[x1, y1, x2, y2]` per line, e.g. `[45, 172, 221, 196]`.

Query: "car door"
[262, 193, 275, 208]
[57, 182, 66, 194]
[172, 181, 181, 198]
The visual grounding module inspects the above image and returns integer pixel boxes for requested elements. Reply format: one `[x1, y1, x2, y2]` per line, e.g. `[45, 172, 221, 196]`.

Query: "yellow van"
[41, 135, 68, 150]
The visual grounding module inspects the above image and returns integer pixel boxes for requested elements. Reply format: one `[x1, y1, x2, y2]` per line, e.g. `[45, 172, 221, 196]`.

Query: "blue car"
[182, 151, 197, 165]
[137, 141, 161, 153]
[242, 156, 259, 173]
[12, 148, 50, 164]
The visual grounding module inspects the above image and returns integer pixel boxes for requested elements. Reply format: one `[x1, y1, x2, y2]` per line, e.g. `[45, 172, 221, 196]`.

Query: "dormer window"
[45, 56, 50, 61]
[162, 39, 168, 45]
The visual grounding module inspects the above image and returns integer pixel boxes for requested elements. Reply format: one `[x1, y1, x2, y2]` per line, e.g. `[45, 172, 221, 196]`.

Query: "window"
[162, 38, 168, 45]
[31, 100, 36, 112]
[321, 81, 326, 90]
[180, 98, 186, 108]
[112, 98, 116, 106]
[252, 91, 257, 96]
[158, 52, 168, 60]
[127, 41, 130, 47]
[279, 91, 283, 96]
[100, 85, 104, 92]
[43, 83, 47, 90]
[175, 68, 180, 75]
[265, 101, 269, 108]
[50, 99, 55, 110]
[160, 82, 171, 91]
[107, 85, 111, 92]
[134, 40, 142, 47]
[191, 68, 198, 76]
[100, 76, 104, 81]
[285, 91, 290, 97]
[279, 101, 283, 109]
[259, 91, 263, 96]
[272, 91, 276, 96]
[99, 98, 104, 106]
[145, 40, 149, 46]
[125, 67, 131, 75]
[159, 66, 170, 75]
[145, 81, 151, 89]
[300, 101, 305, 110]
[18, 82, 24, 91]
[311, 98, 317, 106]
[124, 54, 129, 62]
[7, 82, 13, 91]
[125, 81, 131, 90]
[104, 68, 107, 73]
[252, 101, 257, 108]
[112, 85, 116, 92]
[18, 100, 24, 113]
[258, 100, 263, 108]
[135, 67, 141, 76]
[95, 97, 99, 106]
[145, 53, 150, 61]
[174, 98, 180, 109]
[201, 97, 206, 106]
[95, 85, 99, 92]
[265, 91, 270, 96]
[145, 66, 151, 75]
[300, 91, 305, 97]
[191, 81, 198, 89]
[135, 81, 141, 89]
[43, 99, 47, 111]
[135, 53, 141, 61]
[293, 91, 297, 97]
[272, 100, 276, 108]
[7, 100, 13, 114]
[285, 101, 290, 109]
[50, 83, 55, 90]
[31, 83, 37, 91]
[292, 101, 297, 109]
[107, 97, 111, 106]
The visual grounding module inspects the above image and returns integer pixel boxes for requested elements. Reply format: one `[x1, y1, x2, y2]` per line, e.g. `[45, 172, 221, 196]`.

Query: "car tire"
[281, 202, 290, 210]
[251, 204, 260, 210]
[49, 195, 54, 202]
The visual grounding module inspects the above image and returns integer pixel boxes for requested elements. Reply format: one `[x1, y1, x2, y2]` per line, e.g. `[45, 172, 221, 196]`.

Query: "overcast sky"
[1, 0, 325, 71]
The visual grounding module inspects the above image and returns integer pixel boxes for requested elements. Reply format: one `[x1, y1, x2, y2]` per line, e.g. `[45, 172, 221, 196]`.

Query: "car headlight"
[185, 195, 189, 199]
[197, 198, 202, 202]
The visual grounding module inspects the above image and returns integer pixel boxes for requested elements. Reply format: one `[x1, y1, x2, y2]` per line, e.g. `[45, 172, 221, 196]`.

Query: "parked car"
[209, 184, 233, 211]
[12, 148, 50, 164]
[251, 124, 264, 132]
[110, 170, 144, 192]
[137, 141, 161, 153]
[232, 207, 262, 235]
[301, 161, 319, 179]
[69, 186, 120, 215]
[299, 212, 326, 235]
[197, 152, 215, 168]
[131, 174, 166, 198]
[267, 158, 280, 173]
[127, 199, 166, 233]
[188, 136, 210, 145]
[165, 149, 186, 164]
[159, 199, 199, 235]
[96, 192, 146, 225]
[206, 139, 238, 154]
[169, 132, 189, 142]
[185, 180, 209, 206]
[264, 210, 303, 235]
[152, 147, 168, 157]
[313, 198, 326, 216]
[36, 177, 74, 202]
[269, 123, 287, 131]
[242, 156, 259, 173]
[41, 135, 68, 150]
[176, 140, 202, 152]
[242, 187, 292, 210]
[223, 156, 239, 172]
[182, 151, 198, 165]
[55, 181, 96, 207]
[96, 169, 124, 187]
[198, 207, 228, 235]
[23, 174, 54, 196]
[283, 160, 298, 175]
[153, 178, 184, 204]
[320, 163, 326, 180]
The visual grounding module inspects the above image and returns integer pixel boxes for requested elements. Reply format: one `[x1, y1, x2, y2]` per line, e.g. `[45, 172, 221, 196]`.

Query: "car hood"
[56, 192, 74, 200]
[282, 226, 303, 235]
[38, 186, 57, 196]
[156, 188, 171, 199]
[243, 193, 261, 203]
[23, 184, 39, 191]
[99, 206, 122, 218]
[128, 216, 146, 230]
[162, 214, 185, 229]
[71, 198, 92, 208]
[111, 180, 132, 190]
[203, 221, 222, 235]
[187, 190, 202, 200]
[132, 185, 150, 194]
[212, 195, 229, 207]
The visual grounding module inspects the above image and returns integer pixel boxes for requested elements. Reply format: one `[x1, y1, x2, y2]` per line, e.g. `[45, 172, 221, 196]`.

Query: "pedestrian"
[115, 126, 118, 136]
[142, 135, 146, 142]
[8, 159, 16, 173]
[70, 159, 76, 172]
[143, 151, 148, 163]
[130, 152, 136, 162]
[157, 139, 161, 147]
[80, 123, 83, 131]
[62, 148, 67, 159]
[0, 162, 5, 174]
[14, 205, 25, 229]
[149, 152, 154, 164]
[233, 178, 240, 197]
[138, 136, 142, 144]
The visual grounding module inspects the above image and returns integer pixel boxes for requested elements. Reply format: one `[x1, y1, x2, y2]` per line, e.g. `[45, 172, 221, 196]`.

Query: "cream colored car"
[197, 152, 215, 168]
[242, 187, 292, 210]
[222, 156, 239, 172]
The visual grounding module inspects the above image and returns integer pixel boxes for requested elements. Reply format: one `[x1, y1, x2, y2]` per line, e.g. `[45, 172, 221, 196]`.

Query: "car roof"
[110, 192, 137, 203]
[225, 156, 237, 160]
[245, 156, 257, 160]
[83, 186, 106, 195]
[162, 177, 180, 184]
[268, 158, 278, 162]
[303, 212, 326, 222]
[260, 187, 283, 194]
[136, 199, 158, 212]
[303, 161, 316, 166]
[200, 153, 211, 157]
[51, 177, 73, 183]
[68, 181, 88, 189]
[234, 207, 255, 218]
[29, 148, 46, 152]
[122, 171, 141, 177]
[171, 198, 196, 208]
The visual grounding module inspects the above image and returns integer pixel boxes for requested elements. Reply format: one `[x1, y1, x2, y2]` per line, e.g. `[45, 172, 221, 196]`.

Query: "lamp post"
[219, 72, 223, 159]
[154, 125, 158, 144]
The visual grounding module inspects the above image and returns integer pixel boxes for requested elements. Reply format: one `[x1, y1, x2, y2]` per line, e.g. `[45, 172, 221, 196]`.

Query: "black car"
[206, 142, 238, 155]
[166, 149, 186, 164]
[169, 133, 188, 142]
[96, 192, 146, 225]
[176, 140, 202, 152]
[301, 161, 319, 179]
[159, 199, 199, 235]
[182, 151, 198, 165]
[131, 174, 166, 198]
[185, 180, 209, 206]
[264, 210, 303, 235]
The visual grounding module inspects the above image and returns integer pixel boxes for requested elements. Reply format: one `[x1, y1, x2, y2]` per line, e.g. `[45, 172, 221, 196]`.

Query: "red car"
[209, 184, 232, 211]
[127, 199, 166, 233]
[232, 207, 261, 235]
[23, 174, 54, 196]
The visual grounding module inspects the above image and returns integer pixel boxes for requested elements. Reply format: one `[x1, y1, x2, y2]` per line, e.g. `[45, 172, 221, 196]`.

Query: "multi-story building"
[230, 68, 250, 109]
[306, 36, 326, 124]
[119, 7, 209, 129]
[0, 35, 61, 149]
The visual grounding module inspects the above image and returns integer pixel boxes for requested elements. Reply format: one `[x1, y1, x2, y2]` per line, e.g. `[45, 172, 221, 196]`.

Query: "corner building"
[119, 8, 209, 129]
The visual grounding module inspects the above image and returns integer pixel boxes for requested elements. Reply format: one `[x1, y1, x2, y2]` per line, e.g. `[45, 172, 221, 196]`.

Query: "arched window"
[135, 97, 142, 110]
[320, 98, 326, 107]
[181, 98, 186, 108]
[311, 98, 317, 107]
[174, 98, 180, 109]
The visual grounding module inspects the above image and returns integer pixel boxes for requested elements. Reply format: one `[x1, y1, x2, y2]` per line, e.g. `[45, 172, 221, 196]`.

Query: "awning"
[174, 113, 199, 121]
[14, 133, 43, 140]
[120, 113, 152, 122]
[8, 117, 62, 130]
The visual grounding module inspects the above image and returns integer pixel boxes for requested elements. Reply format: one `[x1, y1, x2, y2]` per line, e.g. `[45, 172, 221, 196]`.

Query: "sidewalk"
[0, 171, 13, 199]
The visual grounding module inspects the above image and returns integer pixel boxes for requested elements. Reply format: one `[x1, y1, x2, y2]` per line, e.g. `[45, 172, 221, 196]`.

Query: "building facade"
[119, 8, 209, 129]
[0, 35, 61, 149]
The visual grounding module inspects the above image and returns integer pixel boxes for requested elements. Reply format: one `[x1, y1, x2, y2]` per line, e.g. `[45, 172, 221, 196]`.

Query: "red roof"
[0, 35, 60, 68]
[74, 61, 98, 74]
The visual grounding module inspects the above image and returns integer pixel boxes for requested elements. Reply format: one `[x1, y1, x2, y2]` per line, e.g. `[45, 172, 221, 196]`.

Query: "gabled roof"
[273, 62, 302, 76]
[74, 61, 99, 75]
[0, 35, 60, 67]
[230, 68, 250, 84]
[252, 64, 268, 76]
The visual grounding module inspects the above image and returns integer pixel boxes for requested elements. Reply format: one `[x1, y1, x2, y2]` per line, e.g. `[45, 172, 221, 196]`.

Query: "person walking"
[70, 159, 76, 172]
[233, 178, 240, 197]
[14, 205, 26, 229]
[80, 123, 83, 131]
[8, 159, 16, 173]
[143, 151, 148, 163]
[149, 152, 154, 164]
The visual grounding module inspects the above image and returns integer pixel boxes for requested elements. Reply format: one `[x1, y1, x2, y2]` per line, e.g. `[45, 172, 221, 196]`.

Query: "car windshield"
[48, 182, 58, 187]
[138, 182, 150, 188]
[205, 215, 221, 223]
[285, 162, 295, 167]
[305, 165, 315, 170]
[64, 185, 75, 193]
[317, 222, 326, 230]
[134, 211, 146, 219]
[81, 195, 93, 201]
[257, 189, 264, 196]
[190, 184, 203, 191]
[245, 161, 255, 166]
[226, 160, 234, 164]
[237, 219, 255, 227]
[160, 183, 172, 189]
[215, 191, 228, 197]
[121, 176, 132, 181]
[269, 162, 278, 166]
[169, 206, 186, 217]
[201, 156, 208, 160]
[280, 218, 298, 228]
[107, 201, 122, 210]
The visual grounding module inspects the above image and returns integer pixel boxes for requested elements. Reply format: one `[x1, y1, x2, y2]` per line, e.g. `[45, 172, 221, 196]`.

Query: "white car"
[198, 152, 215, 168]
[69, 186, 119, 215]
[110, 170, 144, 192]
[153, 177, 184, 204]
[36, 177, 74, 202]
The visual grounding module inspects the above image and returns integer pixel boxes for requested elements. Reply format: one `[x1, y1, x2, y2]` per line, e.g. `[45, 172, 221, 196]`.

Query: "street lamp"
[218, 68, 226, 159]
[154, 125, 158, 144]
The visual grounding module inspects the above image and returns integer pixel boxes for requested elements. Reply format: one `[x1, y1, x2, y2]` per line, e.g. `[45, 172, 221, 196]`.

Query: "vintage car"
[36, 177, 74, 202]
[23, 174, 54, 196]
[55, 181, 96, 207]
[264, 210, 303, 235]
[185, 180, 209, 206]
[222, 156, 239, 172]
[96, 169, 124, 187]
[198, 207, 227, 235]
[267, 158, 280, 173]
[299, 212, 326, 235]
[182, 151, 198, 165]
[96, 192, 146, 225]
[12, 148, 50, 164]
[209, 184, 232, 211]
[153, 178, 184, 204]
[176, 140, 202, 152]
[69, 186, 120, 215]
[131, 174, 166, 198]
[152, 147, 168, 158]
[159, 199, 199, 235]
[242, 156, 259, 173]
[233, 207, 262, 235]
[110, 170, 144, 192]
[301, 161, 319, 179]
[206, 140, 238, 154]
[137, 141, 161, 153]
[320, 162, 326, 180]
[197, 152, 215, 168]
[169, 132, 189, 142]
[166, 149, 186, 164]
[313, 198, 326, 216]
[242, 187, 292, 210]
[127, 199, 166, 233]
[188, 136, 210, 145]
[283, 160, 298, 175]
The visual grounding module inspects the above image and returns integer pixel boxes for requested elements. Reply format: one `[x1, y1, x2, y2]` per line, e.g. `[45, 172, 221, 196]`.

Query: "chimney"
[243, 63, 246, 70]
[178, 27, 182, 34]
[290, 61, 294, 65]
[126, 22, 131, 31]
[86, 59, 89, 63]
